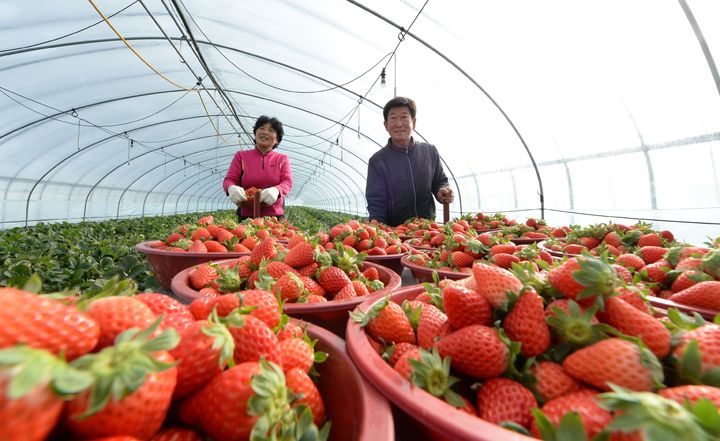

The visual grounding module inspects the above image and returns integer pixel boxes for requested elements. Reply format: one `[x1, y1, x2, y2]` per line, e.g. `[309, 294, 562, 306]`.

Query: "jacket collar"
[387, 137, 416, 153]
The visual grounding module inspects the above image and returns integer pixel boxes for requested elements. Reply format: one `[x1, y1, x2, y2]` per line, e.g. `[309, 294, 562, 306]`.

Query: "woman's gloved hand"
[228, 185, 247, 205]
[259, 187, 280, 205]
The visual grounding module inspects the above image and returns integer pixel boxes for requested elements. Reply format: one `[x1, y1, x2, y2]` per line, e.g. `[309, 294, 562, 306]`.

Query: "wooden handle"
[252, 191, 261, 218]
[443, 202, 450, 224]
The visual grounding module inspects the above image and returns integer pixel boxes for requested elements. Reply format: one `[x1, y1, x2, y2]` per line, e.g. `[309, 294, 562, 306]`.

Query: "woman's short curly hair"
[253, 115, 284, 149]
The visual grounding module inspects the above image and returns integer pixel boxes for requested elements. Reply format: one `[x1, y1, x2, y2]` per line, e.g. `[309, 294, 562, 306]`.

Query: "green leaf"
[556, 412, 588, 441]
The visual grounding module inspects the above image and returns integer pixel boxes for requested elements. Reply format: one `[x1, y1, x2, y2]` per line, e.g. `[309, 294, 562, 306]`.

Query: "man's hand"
[436, 187, 454, 204]
[260, 187, 280, 205]
[228, 185, 247, 205]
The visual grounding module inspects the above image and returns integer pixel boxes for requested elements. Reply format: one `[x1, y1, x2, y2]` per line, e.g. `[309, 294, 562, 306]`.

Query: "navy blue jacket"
[366, 139, 449, 227]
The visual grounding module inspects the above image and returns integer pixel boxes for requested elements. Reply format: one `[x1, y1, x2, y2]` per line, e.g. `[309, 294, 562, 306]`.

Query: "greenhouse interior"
[1, 1, 719, 441]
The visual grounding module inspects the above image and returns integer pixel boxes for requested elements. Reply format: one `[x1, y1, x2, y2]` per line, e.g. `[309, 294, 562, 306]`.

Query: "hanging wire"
[87, 0, 197, 91]
[76, 114, 81, 151]
[0, 1, 140, 54]
[197, 90, 234, 145]
[0, 86, 213, 171]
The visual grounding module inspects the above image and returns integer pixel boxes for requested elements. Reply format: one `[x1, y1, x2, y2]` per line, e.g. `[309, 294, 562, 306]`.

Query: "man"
[365, 96, 454, 227]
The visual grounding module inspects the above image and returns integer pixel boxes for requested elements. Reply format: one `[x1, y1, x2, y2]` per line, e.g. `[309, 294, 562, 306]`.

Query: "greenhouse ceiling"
[0, 0, 719, 243]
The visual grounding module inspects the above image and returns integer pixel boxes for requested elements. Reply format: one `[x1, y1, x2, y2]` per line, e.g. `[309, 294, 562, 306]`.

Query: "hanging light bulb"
[380, 67, 387, 88]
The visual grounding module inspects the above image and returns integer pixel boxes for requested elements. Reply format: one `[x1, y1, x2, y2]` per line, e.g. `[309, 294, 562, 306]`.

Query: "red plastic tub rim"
[170, 258, 402, 311]
[345, 285, 534, 441]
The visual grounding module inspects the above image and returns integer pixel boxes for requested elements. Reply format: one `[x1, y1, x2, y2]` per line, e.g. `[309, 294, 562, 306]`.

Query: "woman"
[223, 115, 293, 220]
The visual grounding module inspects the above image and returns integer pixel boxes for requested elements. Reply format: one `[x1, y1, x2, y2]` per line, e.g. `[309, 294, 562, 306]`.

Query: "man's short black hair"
[383, 97, 417, 121]
[253, 115, 284, 149]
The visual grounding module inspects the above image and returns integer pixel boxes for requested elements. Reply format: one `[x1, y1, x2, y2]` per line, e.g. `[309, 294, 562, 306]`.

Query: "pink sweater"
[223, 148, 293, 217]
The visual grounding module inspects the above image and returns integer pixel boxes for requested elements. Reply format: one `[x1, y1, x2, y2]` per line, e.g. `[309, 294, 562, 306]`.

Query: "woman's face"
[255, 122, 278, 151]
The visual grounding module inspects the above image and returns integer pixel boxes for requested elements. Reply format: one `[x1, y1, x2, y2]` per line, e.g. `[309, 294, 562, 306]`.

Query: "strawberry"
[285, 367, 325, 427]
[150, 427, 203, 441]
[187, 239, 207, 253]
[85, 296, 157, 350]
[64, 327, 179, 440]
[283, 241, 315, 268]
[224, 312, 283, 367]
[240, 235, 258, 250]
[135, 293, 191, 319]
[471, 263, 523, 308]
[449, 251, 474, 268]
[579, 236, 600, 249]
[490, 244, 517, 256]
[564, 243, 586, 254]
[603, 231, 624, 248]
[605, 296, 670, 358]
[640, 260, 670, 286]
[531, 389, 612, 439]
[352, 280, 370, 297]
[638, 246, 667, 264]
[203, 240, 228, 252]
[393, 347, 422, 379]
[264, 261, 299, 279]
[436, 324, 508, 379]
[415, 303, 450, 349]
[298, 262, 320, 277]
[503, 289, 551, 357]
[333, 283, 357, 301]
[492, 252, 521, 269]
[189, 264, 217, 290]
[612, 263, 633, 283]
[277, 322, 304, 341]
[669, 281, 720, 310]
[671, 270, 713, 293]
[657, 385, 720, 407]
[548, 255, 619, 305]
[165, 232, 185, 245]
[272, 273, 306, 302]
[442, 284, 492, 330]
[169, 319, 234, 399]
[197, 215, 214, 225]
[189, 296, 217, 321]
[239, 289, 281, 329]
[179, 362, 260, 440]
[250, 237, 278, 265]
[350, 296, 415, 344]
[637, 233, 663, 247]
[190, 227, 211, 241]
[529, 360, 581, 402]
[673, 324, 720, 379]
[279, 338, 314, 373]
[0, 346, 91, 441]
[388, 342, 418, 367]
[214, 228, 234, 243]
[299, 275, 326, 298]
[562, 338, 663, 391]
[0, 287, 99, 361]
[476, 378, 537, 429]
[304, 294, 328, 303]
[317, 266, 352, 293]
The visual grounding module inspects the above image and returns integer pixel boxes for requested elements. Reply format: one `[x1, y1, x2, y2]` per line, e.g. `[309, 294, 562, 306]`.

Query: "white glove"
[228, 185, 247, 205]
[260, 186, 280, 205]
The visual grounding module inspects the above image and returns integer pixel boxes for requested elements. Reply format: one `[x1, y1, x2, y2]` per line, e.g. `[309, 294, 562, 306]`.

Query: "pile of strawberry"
[353, 254, 720, 439]
[455, 212, 518, 233]
[321, 219, 411, 256]
[152, 215, 298, 253]
[187, 236, 385, 303]
[0, 279, 330, 441]
[610, 239, 720, 313]
[495, 218, 568, 242]
[404, 229, 552, 273]
[393, 217, 444, 239]
[540, 222, 676, 258]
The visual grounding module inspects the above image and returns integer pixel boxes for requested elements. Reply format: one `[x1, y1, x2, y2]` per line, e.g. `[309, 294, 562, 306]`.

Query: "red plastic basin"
[400, 254, 470, 284]
[364, 253, 407, 276]
[136, 240, 251, 289]
[171, 260, 402, 337]
[345, 285, 533, 441]
[303, 319, 394, 441]
[647, 295, 718, 321]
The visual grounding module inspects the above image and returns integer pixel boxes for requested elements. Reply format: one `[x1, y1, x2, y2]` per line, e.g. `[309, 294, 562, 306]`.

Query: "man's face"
[384, 106, 416, 146]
